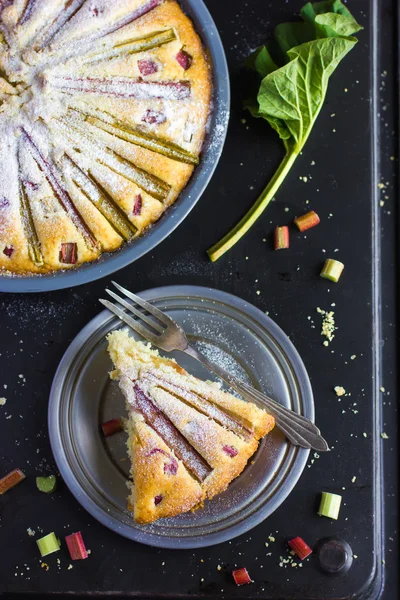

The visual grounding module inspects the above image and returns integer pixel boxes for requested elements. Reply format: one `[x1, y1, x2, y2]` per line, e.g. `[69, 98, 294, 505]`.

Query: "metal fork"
[100, 282, 329, 452]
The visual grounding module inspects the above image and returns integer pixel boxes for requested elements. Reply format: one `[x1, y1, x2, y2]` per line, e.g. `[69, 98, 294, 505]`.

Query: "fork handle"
[184, 345, 329, 452]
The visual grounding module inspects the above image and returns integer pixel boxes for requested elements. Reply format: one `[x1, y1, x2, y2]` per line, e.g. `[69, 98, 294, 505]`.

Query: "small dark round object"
[316, 537, 353, 576]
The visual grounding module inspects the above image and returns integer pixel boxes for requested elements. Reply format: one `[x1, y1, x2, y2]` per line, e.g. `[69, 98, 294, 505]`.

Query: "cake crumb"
[381, 432, 389, 439]
[0, 397, 6, 406]
[316, 307, 336, 344]
[27, 528, 35, 537]
[334, 386, 346, 397]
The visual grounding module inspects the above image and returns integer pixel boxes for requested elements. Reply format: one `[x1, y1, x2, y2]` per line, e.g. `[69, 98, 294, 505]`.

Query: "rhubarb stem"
[207, 148, 299, 262]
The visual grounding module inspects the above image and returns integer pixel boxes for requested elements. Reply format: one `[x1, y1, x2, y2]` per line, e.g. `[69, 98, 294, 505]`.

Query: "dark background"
[0, 0, 398, 599]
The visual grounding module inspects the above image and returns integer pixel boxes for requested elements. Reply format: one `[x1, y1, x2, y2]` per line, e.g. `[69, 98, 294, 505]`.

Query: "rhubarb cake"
[107, 329, 275, 524]
[0, 0, 212, 275]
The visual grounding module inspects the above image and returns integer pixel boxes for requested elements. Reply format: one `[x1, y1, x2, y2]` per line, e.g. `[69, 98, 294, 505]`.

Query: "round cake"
[0, 0, 212, 275]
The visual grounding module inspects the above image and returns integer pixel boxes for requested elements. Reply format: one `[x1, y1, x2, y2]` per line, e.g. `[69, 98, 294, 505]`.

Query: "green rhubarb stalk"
[62, 154, 137, 241]
[209, 150, 298, 261]
[207, 0, 362, 262]
[86, 115, 199, 165]
[20, 181, 44, 266]
[85, 29, 176, 63]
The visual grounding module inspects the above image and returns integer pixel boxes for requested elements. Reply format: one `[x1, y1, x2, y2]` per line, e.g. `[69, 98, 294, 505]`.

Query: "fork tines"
[100, 281, 169, 344]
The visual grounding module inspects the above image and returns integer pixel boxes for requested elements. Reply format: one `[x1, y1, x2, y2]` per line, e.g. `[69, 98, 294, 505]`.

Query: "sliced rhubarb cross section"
[138, 59, 158, 76]
[133, 383, 212, 482]
[51, 77, 191, 100]
[59, 242, 78, 264]
[232, 567, 252, 586]
[154, 494, 163, 505]
[141, 109, 167, 125]
[132, 194, 142, 216]
[21, 128, 97, 250]
[3, 245, 14, 258]
[101, 418, 123, 437]
[149, 448, 178, 475]
[0, 468, 25, 495]
[65, 531, 88, 560]
[176, 49, 192, 70]
[36, 475, 57, 494]
[223, 445, 238, 457]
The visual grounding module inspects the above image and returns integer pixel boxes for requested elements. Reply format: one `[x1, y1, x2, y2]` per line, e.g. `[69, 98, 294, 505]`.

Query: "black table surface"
[0, 1, 398, 599]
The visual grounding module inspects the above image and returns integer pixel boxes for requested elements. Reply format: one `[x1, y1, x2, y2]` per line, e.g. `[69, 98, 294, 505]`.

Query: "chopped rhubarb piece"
[141, 109, 167, 125]
[59, 242, 78, 264]
[132, 194, 143, 216]
[101, 418, 123, 437]
[0, 196, 9, 209]
[320, 259, 344, 283]
[3, 245, 14, 258]
[138, 59, 158, 76]
[65, 531, 88, 560]
[318, 491, 342, 520]
[36, 475, 57, 494]
[0, 468, 25, 495]
[164, 456, 178, 475]
[37, 532, 60, 557]
[274, 225, 289, 250]
[288, 536, 313, 560]
[90, 6, 103, 17]
[154, 494, 163, 506]
[223, 445, 238, 457]
[176, 49, 192, 70]
[232, 567, 252, 586]
[23, 181, 40, 192]
[294, 210, 320, 232]
[148, 448, 178, 475]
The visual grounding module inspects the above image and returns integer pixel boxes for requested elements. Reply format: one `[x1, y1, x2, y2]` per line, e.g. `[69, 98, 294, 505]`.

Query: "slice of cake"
[107, 329, 275, 524]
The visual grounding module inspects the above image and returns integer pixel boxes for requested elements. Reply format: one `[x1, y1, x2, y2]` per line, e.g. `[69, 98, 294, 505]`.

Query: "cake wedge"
[107, 329, 275, 524]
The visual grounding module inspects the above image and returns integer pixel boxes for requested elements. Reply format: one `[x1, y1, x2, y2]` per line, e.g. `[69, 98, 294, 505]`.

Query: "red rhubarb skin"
[232, 568, 252, 586]
[101, 418, 123, 437]
[288, 536, 313, 560]
[274, 226, 289, 250]
[65, 532, 88, 560]
[0, 469, 26, 495]
[294, 211, 320, 232]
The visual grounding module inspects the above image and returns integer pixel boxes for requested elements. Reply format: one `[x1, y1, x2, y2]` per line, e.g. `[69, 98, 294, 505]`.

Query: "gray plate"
[49, 286, 313, 549]
[0, 0, 230, 293]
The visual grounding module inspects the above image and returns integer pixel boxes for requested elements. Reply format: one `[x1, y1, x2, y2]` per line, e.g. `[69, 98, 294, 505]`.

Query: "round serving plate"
[49, 285, 313, 549]
[0, 0, 230, 293]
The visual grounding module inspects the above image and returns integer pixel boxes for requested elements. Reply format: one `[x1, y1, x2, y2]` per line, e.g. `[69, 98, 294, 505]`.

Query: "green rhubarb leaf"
[208, 0, 362, 262]
[246, 45, 278, 79]
[257, 36, 357, 147]
[315, 13, 363, 37]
